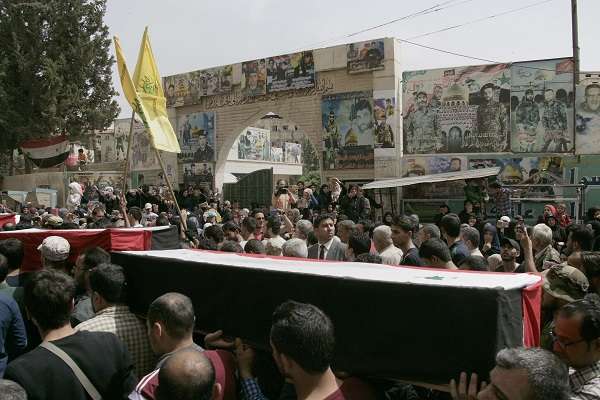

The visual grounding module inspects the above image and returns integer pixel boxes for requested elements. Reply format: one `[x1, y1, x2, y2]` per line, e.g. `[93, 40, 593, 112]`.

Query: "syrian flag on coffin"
[20, 135, 70, 168]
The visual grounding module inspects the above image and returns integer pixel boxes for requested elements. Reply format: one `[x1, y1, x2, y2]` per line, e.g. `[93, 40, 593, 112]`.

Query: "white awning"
[223, 172, 239, 184]
[361, 167, 501, 190]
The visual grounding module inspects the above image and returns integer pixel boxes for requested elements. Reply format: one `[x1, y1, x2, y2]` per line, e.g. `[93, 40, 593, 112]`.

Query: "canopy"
[361, 167, 501, 190]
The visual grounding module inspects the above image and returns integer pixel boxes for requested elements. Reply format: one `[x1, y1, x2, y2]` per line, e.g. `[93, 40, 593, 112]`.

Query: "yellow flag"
[131, 27, 180, 153]
[113, 36, 138, 111]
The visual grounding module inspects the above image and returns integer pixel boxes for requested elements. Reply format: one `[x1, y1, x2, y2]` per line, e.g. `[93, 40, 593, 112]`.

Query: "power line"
[407, 0, 557, 40]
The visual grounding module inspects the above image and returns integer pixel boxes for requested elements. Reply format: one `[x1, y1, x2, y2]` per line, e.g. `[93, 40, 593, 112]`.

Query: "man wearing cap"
[515, 88, 540, 152]
[496, 237, 523, 273]
[552, 296, 600, 400]
[540, 264, 589, 350]
[43, 215, 64, 229]
[476, 83, 508, 152]
[38, 236, 70, 274]
[144, 203, 159, 226]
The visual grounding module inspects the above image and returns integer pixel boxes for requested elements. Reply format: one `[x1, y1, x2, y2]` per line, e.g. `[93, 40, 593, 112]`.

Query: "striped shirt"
[570, 362, 600, 400]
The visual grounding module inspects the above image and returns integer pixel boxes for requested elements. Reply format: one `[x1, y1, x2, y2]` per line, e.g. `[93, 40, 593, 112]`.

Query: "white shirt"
[317, 238, 335, 259]
[263, 235, 286, 250]
[470, 247, 484, 257]
[378, 244, 404, 266]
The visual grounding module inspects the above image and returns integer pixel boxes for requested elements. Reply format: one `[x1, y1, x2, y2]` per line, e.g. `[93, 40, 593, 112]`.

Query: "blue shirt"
[0, 293, 27, 377]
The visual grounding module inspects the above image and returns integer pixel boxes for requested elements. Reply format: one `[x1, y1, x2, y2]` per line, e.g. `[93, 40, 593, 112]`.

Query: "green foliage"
[298, 170, 321, 188]
[0, 0, 119, 151]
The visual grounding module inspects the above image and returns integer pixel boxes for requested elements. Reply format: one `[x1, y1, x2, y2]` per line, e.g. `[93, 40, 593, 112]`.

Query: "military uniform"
[542, 100, 568, 151]
[405, 107, 439, 153]
[324, 122, 341, 168]
[515, 100, 540, 151]
[476, 100, 507, 152]
[193, 145, 214, 162]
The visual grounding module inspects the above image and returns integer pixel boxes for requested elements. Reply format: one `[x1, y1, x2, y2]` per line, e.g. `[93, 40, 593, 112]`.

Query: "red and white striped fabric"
[20, 135, 70, 168]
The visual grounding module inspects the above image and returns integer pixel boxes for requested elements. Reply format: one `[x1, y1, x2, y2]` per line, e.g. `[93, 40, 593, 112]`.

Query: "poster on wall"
[575, 74, 600, 154]
[99, 133, 116, 163]
[237, 127, 271, 160]
[347, 40, 385, 73]
[321, 91, 374, 170]
[164, 73, 193, 107]
[193, 65, 233, 97]
[267, 51, 315, 92]
[113, 119, 132, 161]
[402, 63, 511, 154]
[271, 146, 283, 162]
[510, 58, 574, 153]
[182, 162, 214, 190]
[129, 125, 179, 185]
[70, 172, 124, 192]
[284, 142, 302, 164]
[373, 90, 397, 158]
[241, 59, 267, 96]
[401, 156, 466, 199]
[176, 112, 216, 163]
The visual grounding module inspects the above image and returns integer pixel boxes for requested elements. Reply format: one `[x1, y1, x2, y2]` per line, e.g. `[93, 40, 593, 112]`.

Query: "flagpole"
[153, 147, 186, 231]
[122, 110, 136, 193]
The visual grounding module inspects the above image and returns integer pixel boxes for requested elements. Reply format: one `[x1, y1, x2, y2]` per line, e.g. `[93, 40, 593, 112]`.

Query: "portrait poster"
[113, 119, 132, 161]
[241, 59, 267, 96]
[237, 127, 271, 161]
[182, 162, 214, 190]
[402, 63, 511, 154]
[193, 65, 233, 97]
[575, 74, 600, 154]
[347, 39, 385, 73]
[373, 90, 397, 157]
[99, 133, 116, 163]
[284, 142, 302, 164]
[164, 73, 193, 107]
[70, 172, 124, 192]
[129, 126, 178, 178]
[271, 146, 283, 163]
[510, 58, 574, 153]
[321, 91, 374, 170]
[176, 112, 216, 163]
[401, 156, 467, 199]
[267, 51, 315, 92]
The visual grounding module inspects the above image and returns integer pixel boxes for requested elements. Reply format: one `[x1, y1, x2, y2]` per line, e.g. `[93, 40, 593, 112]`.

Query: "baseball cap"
[500, 216, 511, 224]
[542, 264, 589, 303]
[144, 203, 152, 210]
[37, 236, 70, 262]
[500, 237, 520, 251]
[45, 215, 63, 228]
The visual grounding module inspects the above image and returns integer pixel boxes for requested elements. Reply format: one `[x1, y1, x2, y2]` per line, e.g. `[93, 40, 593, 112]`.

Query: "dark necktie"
[319, 245, 326, 260]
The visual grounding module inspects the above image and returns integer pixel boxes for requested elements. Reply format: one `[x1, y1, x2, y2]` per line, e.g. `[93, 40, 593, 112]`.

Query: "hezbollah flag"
[114, 29, 180, 153]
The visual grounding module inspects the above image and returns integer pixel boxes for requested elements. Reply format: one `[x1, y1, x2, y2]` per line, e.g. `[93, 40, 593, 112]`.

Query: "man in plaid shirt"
[488, 181, 512, 218]
[552, 297, 600, 400]
[76, 263, 155, 378]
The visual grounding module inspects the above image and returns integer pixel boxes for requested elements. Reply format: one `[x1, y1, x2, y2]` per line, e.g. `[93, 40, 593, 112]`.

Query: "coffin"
[111, 249, 541, 383]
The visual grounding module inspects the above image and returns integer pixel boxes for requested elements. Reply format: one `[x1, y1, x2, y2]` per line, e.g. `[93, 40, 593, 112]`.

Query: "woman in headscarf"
[481, 222, 501, 258]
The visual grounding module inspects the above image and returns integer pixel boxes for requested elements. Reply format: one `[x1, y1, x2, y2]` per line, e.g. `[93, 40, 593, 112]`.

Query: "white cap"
[144, 203, 152, 210]
[500, 216, 511, 223]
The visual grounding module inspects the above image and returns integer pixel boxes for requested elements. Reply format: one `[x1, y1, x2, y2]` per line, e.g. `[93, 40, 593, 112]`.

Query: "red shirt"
[324, 377, 377, 400]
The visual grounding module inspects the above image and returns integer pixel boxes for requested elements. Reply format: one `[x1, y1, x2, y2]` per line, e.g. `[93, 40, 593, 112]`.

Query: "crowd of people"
[0, 176, 600, 399]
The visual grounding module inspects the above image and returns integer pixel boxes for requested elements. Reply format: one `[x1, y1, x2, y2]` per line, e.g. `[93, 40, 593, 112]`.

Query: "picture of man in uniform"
[429, 85, 443, 108]
[193, 131, 214, 162]
[180, 115, 192, 147]
[352, 98, 373, 146]
[404, 91, 439, 153]
[447, 126, 462, 153]
[476, 83, 507, 152]
[324, 111, 341, 169]
[515, 88, 540, 152]
[541, 88, 568, 152]
[576, 84, 600, 146]
[581, 84, 600, 114]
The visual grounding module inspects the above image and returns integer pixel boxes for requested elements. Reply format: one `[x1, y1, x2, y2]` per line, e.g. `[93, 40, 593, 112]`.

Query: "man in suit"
[308, 214, 346, 261]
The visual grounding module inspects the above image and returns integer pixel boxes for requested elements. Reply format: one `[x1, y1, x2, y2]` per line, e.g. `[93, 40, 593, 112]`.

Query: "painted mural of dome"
[443, 83, 467, 106]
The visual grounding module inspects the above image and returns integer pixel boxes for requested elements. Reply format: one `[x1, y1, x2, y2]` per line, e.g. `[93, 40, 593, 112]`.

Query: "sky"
[105, 0, 600, 118]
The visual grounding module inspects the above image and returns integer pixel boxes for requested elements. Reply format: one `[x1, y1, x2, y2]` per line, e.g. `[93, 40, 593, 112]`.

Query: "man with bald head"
[156, 349, 221, 400]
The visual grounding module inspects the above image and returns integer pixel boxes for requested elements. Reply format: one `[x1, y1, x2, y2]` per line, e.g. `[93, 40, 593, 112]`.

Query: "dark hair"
[244, 239, 265, 254]
[419, 238, 451, 263]
[241, 217, 257, 232]
[348, 232, 371, 257]
[357, 219, 375, 238]
[458, 255, 488, 271]
[440, 214, 461, 238]
[270, 300, 335, 373]
[0, 238, 24, 271]
[581, 252, 600, 280]
[559, 294, 600, 343]
[129, 206, 143, 222]
[156, 349, 215, 400]
[79, 247, 110, 270]
[569, 224, 594, 251]
[204, 225, 224, 244]
[220, 241, 243, 253]
[461, 226, 480, 248]
[267, 216, 281, 235]
[25, 269, 76, 331]
[196, 238, 218, 250]
[88, 263, 126, 304]
[489, 181, 502, 189]
[222, 221, 240, 234]
[313, 213, 334, 229]
[391, 215, 416, 235]
[307, 231, 318, 247]
[156, 215, 170, 226]
[0, 253, 8, 282]
[148, 293, 195, 340]
[356, 253, 382, 264]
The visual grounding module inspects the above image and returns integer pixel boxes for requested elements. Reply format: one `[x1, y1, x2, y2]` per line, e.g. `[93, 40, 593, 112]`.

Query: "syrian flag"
[20, 135, 70, 168]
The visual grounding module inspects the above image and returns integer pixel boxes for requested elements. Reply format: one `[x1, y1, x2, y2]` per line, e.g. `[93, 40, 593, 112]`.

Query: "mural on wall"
[347, 39, 385, 73]
[401, 156, 466, 199]
[241, 59, 267, 97]
[402, 63, 511, 154]
[237, 127, 271, 161]
[163, 73, 192, 107]
[271, 146, 283, 162]
[575, 75, 600, 154]
[70, 172, 124, 192]
[510, 58, 574, 153]
[164, 65, 233, 107]
[267, 51, 315, 92]
[321, 91, 374, 170]
[182, 162, 214, 190]
[176, 112, 216, 163]
[284, 142, 302, 164]
[113, 119, 132, 161]
[373, 90, 397, 158]
[129, 125, 178, 184]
